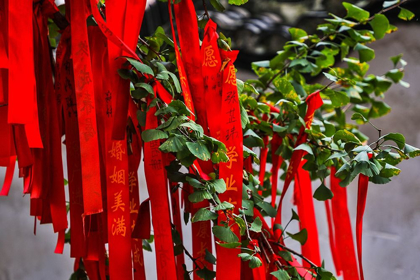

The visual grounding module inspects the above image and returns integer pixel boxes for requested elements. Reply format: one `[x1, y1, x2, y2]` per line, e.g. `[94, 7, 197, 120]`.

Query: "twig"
[273, 242, 317, 268]
[260, 232, 284, 269]
[138, 37, 163, 61]
[171, 223, 203, 270]
[202, 0, 210, 19]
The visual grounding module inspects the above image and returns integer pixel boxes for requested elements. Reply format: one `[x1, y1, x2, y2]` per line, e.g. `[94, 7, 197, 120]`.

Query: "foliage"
[113, 0, 417, 279]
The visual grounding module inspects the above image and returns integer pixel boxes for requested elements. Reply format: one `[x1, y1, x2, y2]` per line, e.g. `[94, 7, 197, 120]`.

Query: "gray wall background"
[0, 24, 419, 280]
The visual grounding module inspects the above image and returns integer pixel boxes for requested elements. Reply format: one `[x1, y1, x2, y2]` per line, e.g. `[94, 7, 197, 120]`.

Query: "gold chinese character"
[128, 171, 137, 193]
[130, 198, 138, 214]
[305, 113, 315, 129]
[226, 146, 239, 169]
[111, 216, 127, 236]
[227, 198, 238, 205]
[203, 45, 218, 67]
[133, 244, 142, 264]
[131, 219, 136, 231]
[109, 166, 125, 185]
[197, 222, 210, 239]
[180, 76, 188, 88]
[109, 141, 125, 161]
[225, 65, 237, 85]
[225, 174, 237, 191]
[111, 190, 125, 212]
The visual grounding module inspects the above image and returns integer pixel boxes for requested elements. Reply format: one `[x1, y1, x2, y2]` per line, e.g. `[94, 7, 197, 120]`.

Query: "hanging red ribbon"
[216, 49, 243, 280]
[274, 91, 323, 228]
[144, 94, 177, 279]
[330, 167, 359, 280]
[356, 156, 372, 280]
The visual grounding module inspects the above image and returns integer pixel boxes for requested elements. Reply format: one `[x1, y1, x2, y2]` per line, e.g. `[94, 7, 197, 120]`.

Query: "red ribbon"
[330, 167, 359, 279]
[274, 91, 323, 228]
[356, 157, 371, 280]
[144, 94, 177, 279]
[70, 0, 103, 215]
[294, 161, 321, 267]
[216, 49, 243, 280]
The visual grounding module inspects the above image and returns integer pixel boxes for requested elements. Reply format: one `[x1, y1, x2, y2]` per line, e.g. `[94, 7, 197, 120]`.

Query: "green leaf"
[142, 129, 168, 142]
[249, 256, 263, 268]
[271, 269, 291, 280]
[212, 226, 239, 243]
[343, 2, 370, 22]
[244, 129, 264, 147]
[205, 249, 216, 265]
[369, 14, 389, 39]
[180, 122, 204, 138]
[168, 100, 192, 116]
[379, 163, 401, 178]
[398, 7, 415, 21]
[289, 28, 307, 42]
[354, 43, 375, 63]
[228, 0, 248, 5]
[323, 89, 350, 108]
[385, 69, 404, 83]
[273, 77, 300, 102]
[323, 72, 338, 82]
[286, 229, 308, 245]
[404, 144, 420, 158]
[217, 242, 241, 248]
[159, 135, 186, 153]
[214, 201, 235, 211]
[124, 57, 154, 76]
[351, 112, 367, 123]
[294, 143, 313, 155]
[313, 183, 334, 201]
[369, 100, 391, 119]
[291, 209, 300, 221]
[238, 253, 253, 262]
[256, 201, 277, 218]
[186, 141, 211, 161]
[333, 130, 361, 143]
[250, 217, 262, 233]
[383, 0, 399, 8]
[242, 200, 254, 216]
[209, 179, 226, 194]
[192, 208, 218, 222]
[278, 251, 293, 262]
[196, 267, 216, 280]
[381, 133, 406, 149]
[209, 0, 225, 11]
[188, 190, 212, 203]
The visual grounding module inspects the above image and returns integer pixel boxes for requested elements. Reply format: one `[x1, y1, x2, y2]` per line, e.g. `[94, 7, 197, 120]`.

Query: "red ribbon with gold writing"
[217, 49, 243, 280]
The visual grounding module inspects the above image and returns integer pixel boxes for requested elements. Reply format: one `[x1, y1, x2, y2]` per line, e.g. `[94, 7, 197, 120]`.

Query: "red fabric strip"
[143, 99, 177, 279]
[331, 167, 359, 280]
[216, 49, 243, 280]
[0, 155, 16, 196]
[274, 91, 323, 228]
[324, 196, 341, 276]
[128, 124, 146, 280]
[168, 1, 195, 120]
[174, 0, 207, 128]
[259, 136, 269, 189]
[70, 0, 103, 215]
[54, 229, 65, 254]
[132, 199, 151, 239]
[8, 0, 43, 148]
[202, 20, 223, 139]
[294, 162, 321, 267]
[356, 171, 370, 280]
[57, 27, 86, 258]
